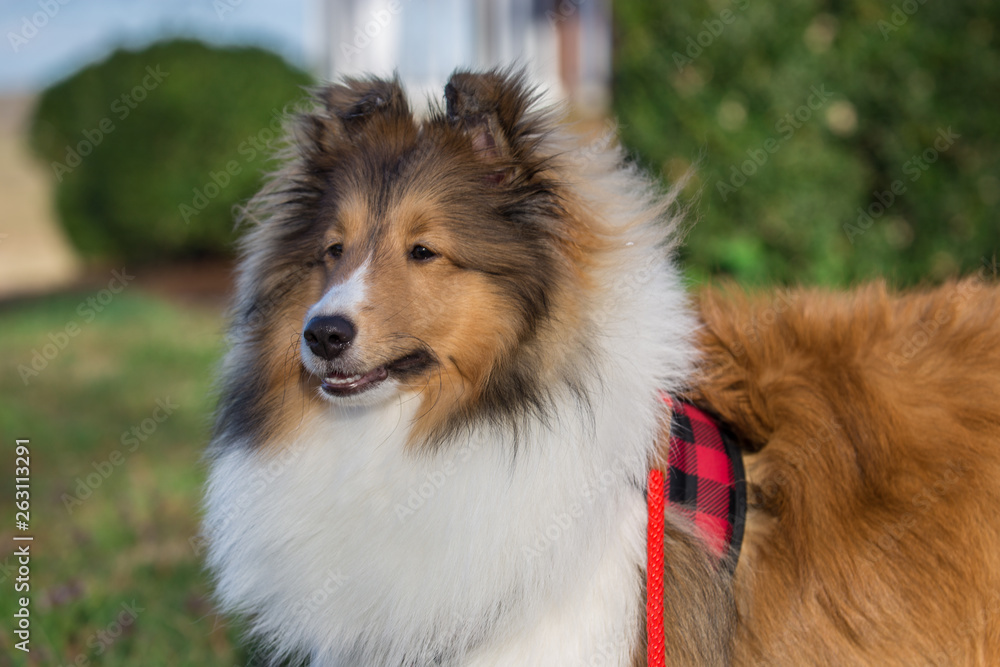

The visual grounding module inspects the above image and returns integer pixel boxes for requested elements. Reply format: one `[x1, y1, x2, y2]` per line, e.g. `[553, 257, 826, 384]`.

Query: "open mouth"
[321, 367, 389, 396]
[319, 351, 432, 397]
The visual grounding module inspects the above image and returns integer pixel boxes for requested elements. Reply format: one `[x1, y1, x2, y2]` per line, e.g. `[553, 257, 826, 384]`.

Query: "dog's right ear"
[323, 77, 409, 128]
[444, 69, 541, 184]
[303, 76, 411, 151]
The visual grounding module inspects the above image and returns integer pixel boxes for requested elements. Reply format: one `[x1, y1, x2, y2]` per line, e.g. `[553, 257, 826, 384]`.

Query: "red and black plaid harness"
[646, 395, 746, 667]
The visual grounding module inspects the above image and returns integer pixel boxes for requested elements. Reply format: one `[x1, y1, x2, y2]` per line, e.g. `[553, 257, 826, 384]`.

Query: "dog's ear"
[445, 69, 538, 184]
[303, 76, 411, 151]
[323, 77, 409, 129]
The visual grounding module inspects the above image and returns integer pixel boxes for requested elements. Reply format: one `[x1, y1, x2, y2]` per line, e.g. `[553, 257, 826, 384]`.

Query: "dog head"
[219, 70, 602, 446]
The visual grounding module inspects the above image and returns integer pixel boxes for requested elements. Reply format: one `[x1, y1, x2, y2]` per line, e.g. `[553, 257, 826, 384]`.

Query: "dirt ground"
[0, 95, 81, 299]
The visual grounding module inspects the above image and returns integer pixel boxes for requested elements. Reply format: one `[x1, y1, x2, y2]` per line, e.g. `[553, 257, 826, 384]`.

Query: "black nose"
[303, 315, 356, 360]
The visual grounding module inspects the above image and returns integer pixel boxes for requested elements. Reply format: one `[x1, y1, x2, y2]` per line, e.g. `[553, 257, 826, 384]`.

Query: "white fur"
[305, 262, 369, 322]
[204, 145, 698, 665]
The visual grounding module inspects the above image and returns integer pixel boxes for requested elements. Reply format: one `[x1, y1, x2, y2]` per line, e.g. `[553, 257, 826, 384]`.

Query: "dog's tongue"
[322, 367, 388, 395]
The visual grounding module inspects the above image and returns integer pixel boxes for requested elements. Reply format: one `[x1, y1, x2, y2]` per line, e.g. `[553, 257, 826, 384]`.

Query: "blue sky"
[1, 0, 314, 92]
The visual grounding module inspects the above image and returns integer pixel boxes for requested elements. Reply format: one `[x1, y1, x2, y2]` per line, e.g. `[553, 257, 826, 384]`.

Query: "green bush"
[30, 39, 313, 262]
[614, 0, 1000, 286]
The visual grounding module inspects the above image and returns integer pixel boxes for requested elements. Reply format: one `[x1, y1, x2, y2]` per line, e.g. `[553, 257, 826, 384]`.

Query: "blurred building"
[315, 0, 611, 115]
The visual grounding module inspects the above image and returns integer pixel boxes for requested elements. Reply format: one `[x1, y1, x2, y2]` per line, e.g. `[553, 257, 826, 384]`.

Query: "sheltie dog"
[203, 69, 1000, 665]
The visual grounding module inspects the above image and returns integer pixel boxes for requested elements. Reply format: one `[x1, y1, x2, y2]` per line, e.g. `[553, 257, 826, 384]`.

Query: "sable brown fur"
[685, 275, 1000, 665]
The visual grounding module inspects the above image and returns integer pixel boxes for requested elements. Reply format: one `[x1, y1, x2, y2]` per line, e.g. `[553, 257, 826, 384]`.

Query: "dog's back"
[690, 276, 1000, 664]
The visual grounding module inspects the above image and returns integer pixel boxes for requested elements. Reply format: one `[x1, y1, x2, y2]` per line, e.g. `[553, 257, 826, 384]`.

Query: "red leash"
[646, 395, 747, 665]
[646, 468, 665, 667]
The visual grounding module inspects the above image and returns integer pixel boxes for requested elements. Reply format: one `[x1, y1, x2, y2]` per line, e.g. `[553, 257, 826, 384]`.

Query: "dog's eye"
[327, 243, 343, 259]
[410, 245, 436, 261]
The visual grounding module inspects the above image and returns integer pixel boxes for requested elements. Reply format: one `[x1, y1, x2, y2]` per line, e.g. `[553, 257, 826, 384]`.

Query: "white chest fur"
[206, 385, 653, 666]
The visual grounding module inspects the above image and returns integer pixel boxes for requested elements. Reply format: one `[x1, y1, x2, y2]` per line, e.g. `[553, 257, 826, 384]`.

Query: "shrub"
[614, 0, 1000, 286]
[30, 39, 313, 262]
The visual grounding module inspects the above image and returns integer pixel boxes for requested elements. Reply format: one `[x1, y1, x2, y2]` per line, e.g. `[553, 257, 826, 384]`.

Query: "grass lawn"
[0, 289, 250, 666]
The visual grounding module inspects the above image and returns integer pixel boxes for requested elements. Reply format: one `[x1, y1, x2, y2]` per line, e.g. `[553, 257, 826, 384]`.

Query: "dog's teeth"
[326, 374, 362, 384]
